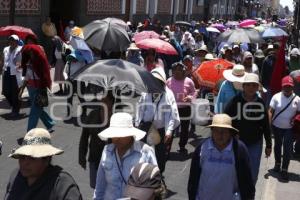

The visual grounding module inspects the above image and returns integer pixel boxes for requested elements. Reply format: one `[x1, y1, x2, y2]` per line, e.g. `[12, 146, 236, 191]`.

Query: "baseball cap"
[8, 34, 19, 41]
[124, 163, 162, 200]
[282, 76, 294, 87]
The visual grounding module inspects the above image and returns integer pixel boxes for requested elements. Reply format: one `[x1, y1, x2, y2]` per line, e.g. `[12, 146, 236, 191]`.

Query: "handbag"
[35, 88, 49, 107]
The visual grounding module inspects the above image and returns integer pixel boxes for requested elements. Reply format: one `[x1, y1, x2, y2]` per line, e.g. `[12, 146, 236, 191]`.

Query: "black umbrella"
[70, 59, 165, 95]
[175, 21, 192, 27]
[83, 18, 130, 53]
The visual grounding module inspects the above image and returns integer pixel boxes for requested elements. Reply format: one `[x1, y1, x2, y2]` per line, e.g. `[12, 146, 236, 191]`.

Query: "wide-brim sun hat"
[9, 128, 63, 159]
[223, 64, 247, 83]
[127, 43, 140, 50]
[207, 114, 238, 132]
[98, 112, 146, 141]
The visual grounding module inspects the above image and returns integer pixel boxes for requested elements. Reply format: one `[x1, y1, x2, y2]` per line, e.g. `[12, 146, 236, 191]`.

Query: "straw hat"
[207, 114, 238, 132]
[223, 64, 247, 82]
[254, 49, 265, 58]
[127, 43, 140, 50]
[9, 128, 63, 159]
[195, 45, 208, 52]
[151, 67, 167, 84]
[98, 113, 146, 141]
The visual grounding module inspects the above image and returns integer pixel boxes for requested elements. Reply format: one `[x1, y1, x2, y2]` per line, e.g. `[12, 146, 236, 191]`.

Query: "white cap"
[9, 34, 19, 41]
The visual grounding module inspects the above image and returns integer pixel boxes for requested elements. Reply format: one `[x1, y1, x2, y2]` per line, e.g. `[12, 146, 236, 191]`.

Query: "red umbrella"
[133, 31, 160, 43]
[0, 25, 37, 40]
[193, 59, 234, 89]
[136, 38, 178, 55]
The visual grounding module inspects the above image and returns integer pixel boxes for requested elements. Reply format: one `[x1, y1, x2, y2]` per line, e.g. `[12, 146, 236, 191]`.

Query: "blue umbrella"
[262, 27, 288, 38]
[70, 36, 94, 64]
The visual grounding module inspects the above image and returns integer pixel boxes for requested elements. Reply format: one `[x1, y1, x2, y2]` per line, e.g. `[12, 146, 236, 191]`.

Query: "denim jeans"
[246, 140, 263, 184]
[27, 86, 55, 131]
[272, 125, 294, 170]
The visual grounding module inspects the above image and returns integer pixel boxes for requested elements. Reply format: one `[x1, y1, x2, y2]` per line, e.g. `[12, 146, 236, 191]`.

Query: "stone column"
[130, 0, 137, 21]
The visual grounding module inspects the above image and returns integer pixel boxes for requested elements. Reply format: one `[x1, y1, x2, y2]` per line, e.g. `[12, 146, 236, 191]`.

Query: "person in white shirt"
[135, 67, 180, 196]
[2, 35, 22, 117]
[269, 76, 300, 181]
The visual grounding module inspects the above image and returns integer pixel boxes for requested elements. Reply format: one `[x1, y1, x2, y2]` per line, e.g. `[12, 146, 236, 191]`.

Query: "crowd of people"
[1, 16, 300, 200]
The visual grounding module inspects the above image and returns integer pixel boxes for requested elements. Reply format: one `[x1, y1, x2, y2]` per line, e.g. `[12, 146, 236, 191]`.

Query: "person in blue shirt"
[93, 113, 157, 200]
[215, 64, 246, 113]
[188, 114, 255, 200]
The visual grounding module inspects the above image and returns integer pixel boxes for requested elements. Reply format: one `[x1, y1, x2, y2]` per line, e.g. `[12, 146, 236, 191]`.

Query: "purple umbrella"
[211, 23, 226, 32]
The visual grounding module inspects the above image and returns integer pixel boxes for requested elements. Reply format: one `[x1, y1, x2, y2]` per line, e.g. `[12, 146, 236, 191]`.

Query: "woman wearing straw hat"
[188, 114, 255, 200]
[4, 128, 82, 199]
[225, 73, 272, 184]
[93, 112, 157, 200]
[215, 64, 247, 113]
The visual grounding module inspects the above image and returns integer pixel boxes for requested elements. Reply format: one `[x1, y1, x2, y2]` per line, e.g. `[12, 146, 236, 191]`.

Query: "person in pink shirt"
[166, 62, 196, 153]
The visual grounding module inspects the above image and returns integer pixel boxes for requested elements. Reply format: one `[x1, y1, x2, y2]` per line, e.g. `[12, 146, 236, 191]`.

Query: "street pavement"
[0, 72, 300, 199]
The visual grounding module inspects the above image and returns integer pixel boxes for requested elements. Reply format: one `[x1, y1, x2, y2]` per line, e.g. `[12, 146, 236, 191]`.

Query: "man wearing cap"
[269, 76, 300, 180]
[225, 73, 272, 184]
[4, 128, 82, 199]
[188, 114, 255, 200]
[242, 51, 259, 75]
[232, 44, 242, 64]
[215, 64, 246, 113]
[2, 35, 23, 117]
[135, 67, 180, 194]
[288, 48, 300, 72]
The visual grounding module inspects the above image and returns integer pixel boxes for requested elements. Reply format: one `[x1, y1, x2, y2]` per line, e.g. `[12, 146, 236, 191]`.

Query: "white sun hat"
[98, 112, 146, 141]
[223, 64, 247, 83]
[9, 128, 63, 159]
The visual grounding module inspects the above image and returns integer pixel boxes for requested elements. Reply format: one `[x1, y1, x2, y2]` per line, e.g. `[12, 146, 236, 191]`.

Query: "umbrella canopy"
[262, 27, 288, 38]
[83, 18, 130, 53]
[217, 28, 262, 43]
[0, 25, 37, 40]
[102, 17, 129, 30]
[206, 27, 221, 33]
[133, 31, 160, 43]
[136, 38, 178, 55]
[211, 23, 226, 32]
[70, 59, 164, 95]
[193, 59, 234, 88]
[239, 19, 257, 28]
[175, 21, 192, 27]
[225, 21, 239, 27]
[70, 36, 94, 64]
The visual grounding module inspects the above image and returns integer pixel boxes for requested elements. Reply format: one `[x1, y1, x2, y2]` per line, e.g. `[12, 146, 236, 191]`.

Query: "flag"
[270, 37, 288, 95]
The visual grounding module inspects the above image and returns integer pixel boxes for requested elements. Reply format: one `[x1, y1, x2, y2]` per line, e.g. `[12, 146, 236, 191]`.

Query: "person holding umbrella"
[2, 35, 23, 118]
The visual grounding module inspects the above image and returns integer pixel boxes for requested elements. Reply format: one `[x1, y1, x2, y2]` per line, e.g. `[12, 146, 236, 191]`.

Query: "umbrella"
[193, 59, 234, 88]
[175, 21, 192, 27]
[70, 59, 164, 95]
[239, 19, 257, 27]
[217, 28, 263, 43]
[70, 36, 94, 64]
[102, 17, 129, 30]
[262, 27, 288, 38]
[133, 31, 160, 43]
[211, 23, 226, 32]
[225, 21, 239, 27]
[206, 27, 220, 33]
[136, 38, 178, 55]
[0, 25, 37, 40]
[83, 18, 130, 53]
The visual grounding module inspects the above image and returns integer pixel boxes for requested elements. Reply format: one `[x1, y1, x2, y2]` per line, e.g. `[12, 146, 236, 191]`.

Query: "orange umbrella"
[193, 59, 234, 89]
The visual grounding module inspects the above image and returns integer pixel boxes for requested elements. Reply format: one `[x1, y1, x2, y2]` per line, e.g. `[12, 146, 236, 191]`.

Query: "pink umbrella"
[133, 31, 160, 43]
[136, 38, 178, 55]
[211, 23, 226, 32]
[239, 19, 257, 28]
[0, 25, 37, 39]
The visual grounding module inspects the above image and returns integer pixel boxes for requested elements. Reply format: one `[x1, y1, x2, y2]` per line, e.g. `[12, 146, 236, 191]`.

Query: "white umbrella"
[206, 27, 220, 33]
